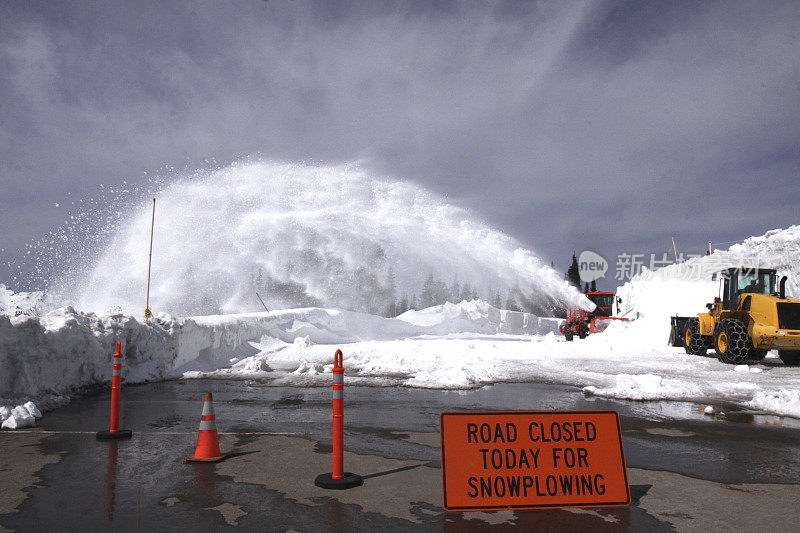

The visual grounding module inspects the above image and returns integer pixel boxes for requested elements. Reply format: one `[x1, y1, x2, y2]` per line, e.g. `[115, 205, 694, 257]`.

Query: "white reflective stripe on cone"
[333, 390, 343, 399]
[333, 374, 344, 384]
[201, 401, 215, 417]
[112, 368, 121, 376]
[199, 419, 217, 431]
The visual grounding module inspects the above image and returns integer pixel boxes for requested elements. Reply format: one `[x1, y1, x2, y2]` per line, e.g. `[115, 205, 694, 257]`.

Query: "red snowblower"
[559, 291, 633, 341]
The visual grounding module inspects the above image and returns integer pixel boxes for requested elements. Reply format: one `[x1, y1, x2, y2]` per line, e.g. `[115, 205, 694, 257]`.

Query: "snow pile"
[0, 284, 49, 318]
[0, 308, 179, 403]
[616, 225, 800, 336]
[1, 299, 555, 427]
[748, 390, 800, 418]
[201, 320, 800, 419]
[0, 401, 42, 430]
[397, 299, 561, 336]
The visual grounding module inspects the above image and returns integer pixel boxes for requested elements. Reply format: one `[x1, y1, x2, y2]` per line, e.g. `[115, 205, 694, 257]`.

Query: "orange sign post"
[440, 411, 630, 511]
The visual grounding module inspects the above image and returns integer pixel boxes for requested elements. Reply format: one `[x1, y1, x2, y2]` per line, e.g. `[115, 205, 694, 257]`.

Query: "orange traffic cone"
[185, 393, 228, 463]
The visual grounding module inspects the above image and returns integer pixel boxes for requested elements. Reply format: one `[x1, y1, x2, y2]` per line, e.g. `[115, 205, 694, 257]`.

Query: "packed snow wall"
[0, 300, 559, 403]
[34, 160, 589, 317]
[616, 225, 800, 343]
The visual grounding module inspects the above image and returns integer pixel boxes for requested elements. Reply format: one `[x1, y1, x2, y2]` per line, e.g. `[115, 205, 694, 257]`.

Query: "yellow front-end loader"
[669, 268, 800, 365]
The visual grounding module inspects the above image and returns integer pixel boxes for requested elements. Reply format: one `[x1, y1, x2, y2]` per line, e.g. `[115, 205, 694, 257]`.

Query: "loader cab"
[587, 291, 614, 317]
[713, 268, 777, 310]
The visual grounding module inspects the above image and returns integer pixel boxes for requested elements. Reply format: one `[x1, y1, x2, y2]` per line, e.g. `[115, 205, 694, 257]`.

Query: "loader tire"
[564, 327, 574, 342]
[684, 317, 711, 356]
[578, 322, 589, 339]
[779, 350, 800, 366]
[714, 319, 750, 364]
[748, 348, 768, 361]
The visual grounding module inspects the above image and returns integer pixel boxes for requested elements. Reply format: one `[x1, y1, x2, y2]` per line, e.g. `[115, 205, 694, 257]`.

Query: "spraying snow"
[47, 161, 588, 317]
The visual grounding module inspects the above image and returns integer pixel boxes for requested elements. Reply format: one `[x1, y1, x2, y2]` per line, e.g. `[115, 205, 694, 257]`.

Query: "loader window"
[734, 271, 773, 296]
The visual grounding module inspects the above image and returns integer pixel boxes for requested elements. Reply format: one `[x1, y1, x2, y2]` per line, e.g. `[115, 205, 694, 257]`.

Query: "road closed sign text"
[440, 411, 630, 511]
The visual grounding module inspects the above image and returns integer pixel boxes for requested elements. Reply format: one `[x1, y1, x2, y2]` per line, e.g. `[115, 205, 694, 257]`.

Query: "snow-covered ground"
[2, 225, 800, 429]
[193, 312, 800, 418]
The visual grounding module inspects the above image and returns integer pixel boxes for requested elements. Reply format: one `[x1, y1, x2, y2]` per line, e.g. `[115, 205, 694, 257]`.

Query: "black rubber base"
[314, 472, 363, 490]
[185, 453, 228, 463]
[96, 429, 132, 440]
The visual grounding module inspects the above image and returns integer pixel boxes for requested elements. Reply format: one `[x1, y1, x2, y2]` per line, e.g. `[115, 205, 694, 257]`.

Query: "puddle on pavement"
[271, 394, 306, 408]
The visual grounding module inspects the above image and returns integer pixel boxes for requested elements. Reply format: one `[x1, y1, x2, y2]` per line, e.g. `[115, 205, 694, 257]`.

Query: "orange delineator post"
[332, 349, 344, 479]
[109, 342, 122, 432]
[97, 341, 132, 440]
[314, 349, 363, 489]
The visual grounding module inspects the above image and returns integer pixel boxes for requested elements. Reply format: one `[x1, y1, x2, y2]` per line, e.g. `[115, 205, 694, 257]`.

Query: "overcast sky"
[1, 0, 799, 290]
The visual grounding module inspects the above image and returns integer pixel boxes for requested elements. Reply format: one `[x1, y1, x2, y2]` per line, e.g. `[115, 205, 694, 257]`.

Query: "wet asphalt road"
[2, 379, 800, 531]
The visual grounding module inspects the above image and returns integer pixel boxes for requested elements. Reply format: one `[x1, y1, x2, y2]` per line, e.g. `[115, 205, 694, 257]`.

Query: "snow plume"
[45, 160, 589, 317]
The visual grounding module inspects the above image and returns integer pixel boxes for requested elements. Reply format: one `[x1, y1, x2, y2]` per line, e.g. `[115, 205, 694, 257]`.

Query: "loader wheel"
[779, 351, 800, 366]
[714, 319, 751, 364]
[564, 327, 574, 342]
[684, 317, 711, 356]
[748, 348, 768, 361]
[578, 322, 589, 339]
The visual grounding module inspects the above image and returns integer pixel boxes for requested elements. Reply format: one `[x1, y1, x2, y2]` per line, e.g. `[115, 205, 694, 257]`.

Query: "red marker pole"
[97, 341, 132, 440]
[314, 349, 362, 490]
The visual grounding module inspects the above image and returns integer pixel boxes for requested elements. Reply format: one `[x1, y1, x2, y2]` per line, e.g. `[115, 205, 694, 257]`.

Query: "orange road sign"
[440, 411, 630, 511]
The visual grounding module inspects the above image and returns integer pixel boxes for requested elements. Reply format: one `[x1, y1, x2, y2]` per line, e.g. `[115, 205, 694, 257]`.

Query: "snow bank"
[200, 321, 800, 420]
[616, 224, 800, 342]
[747, 390, 800, 418]
[0, 401, 42, 430]
[1, 299, 557, 428]
[397, 300, 561, 336]
[0, 284, 49, 318]
[0, 307, 178, 413]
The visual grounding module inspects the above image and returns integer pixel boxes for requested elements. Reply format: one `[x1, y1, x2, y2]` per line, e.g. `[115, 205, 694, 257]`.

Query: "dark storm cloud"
[1, 0, 799, 289]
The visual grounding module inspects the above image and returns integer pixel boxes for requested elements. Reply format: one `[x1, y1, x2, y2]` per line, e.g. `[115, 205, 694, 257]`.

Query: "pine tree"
[590, 280, 597, 292]
[493, 291, 502, 309]
[420, 273, 435, 308]
[584, 282, 589, 293]
[450, 277, 461, 304]
[385, 267, 397, 317]
[434, 278, 449, 306]
[399, 294, 409, 315]
[566, 253, 581, 288]
[505, 289, 522, 312]
[460, 282, 472, 302]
